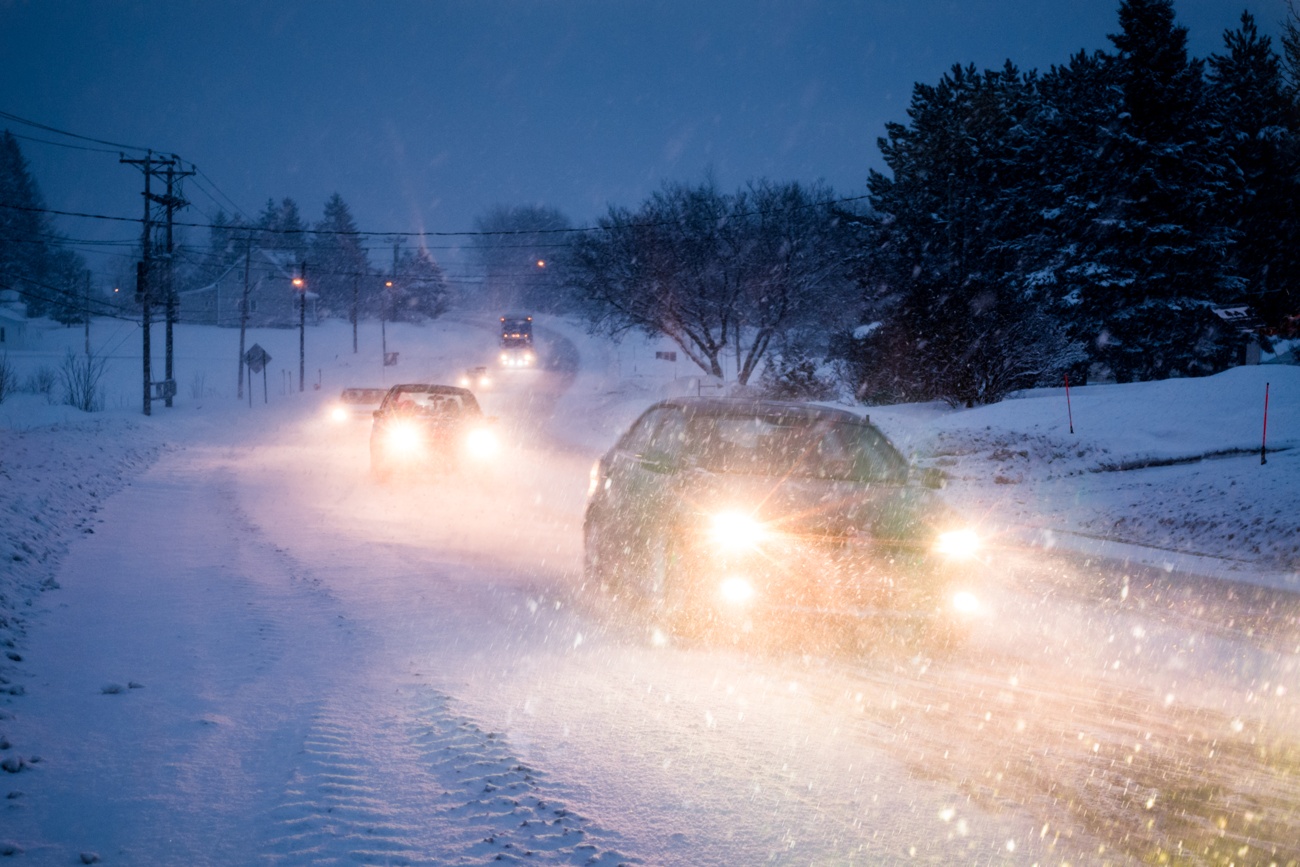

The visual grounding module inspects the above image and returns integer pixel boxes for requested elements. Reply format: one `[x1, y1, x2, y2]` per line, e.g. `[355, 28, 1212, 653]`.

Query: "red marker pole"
[1262, 382, 1270, 465]
[1065, 373, 1075, 435]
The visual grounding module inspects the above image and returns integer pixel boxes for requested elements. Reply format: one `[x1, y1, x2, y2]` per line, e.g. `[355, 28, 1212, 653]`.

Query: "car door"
[600, 405, 686, 547]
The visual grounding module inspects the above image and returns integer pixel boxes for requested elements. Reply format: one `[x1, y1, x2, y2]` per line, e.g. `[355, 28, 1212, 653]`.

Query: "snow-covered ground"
[0, 313, 1297, 864]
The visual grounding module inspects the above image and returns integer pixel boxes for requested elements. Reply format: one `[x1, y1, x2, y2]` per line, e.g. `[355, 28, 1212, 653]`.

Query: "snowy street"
[1, 317, 1298, 865]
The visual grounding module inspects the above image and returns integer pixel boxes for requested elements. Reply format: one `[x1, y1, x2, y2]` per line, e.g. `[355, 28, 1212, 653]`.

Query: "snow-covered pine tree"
[1209, 12, 1300, 338]
[309, 193, 370, 319]
[1086, 0, 1237, 381]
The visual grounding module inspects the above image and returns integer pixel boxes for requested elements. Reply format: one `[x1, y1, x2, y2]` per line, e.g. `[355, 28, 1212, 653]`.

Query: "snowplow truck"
[499, 314, 536, 367]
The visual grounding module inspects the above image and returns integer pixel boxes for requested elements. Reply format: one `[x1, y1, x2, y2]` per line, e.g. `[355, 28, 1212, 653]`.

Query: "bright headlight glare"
[386, 422, 422, 453]
[709, 511, 766, 552]
[330, 406, 348, 422]
[935, 528, 981, 558]
[952, 590, 981, 616]
[719, 576, 755, 605]
[464, 427, 499, 459]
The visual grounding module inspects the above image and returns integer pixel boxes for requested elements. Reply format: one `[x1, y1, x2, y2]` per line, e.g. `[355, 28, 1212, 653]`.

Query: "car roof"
[386, 383, 474, 396]
[647, 396, 869, 425]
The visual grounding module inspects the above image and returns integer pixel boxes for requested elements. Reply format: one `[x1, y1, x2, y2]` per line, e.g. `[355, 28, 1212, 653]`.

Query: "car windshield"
[680, 413, 908, 483]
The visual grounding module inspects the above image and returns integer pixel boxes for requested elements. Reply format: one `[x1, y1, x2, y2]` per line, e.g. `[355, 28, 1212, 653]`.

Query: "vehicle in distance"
[328, 387, 387, 422]
[458, 366, 492, 390]
[369, 384, 499, 480]
[583, 397, 986, 646]
[499, 314, 535, 368]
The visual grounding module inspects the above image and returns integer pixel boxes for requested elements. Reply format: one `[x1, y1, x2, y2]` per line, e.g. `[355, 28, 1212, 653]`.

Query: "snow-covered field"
[0, 313, 1297, 864]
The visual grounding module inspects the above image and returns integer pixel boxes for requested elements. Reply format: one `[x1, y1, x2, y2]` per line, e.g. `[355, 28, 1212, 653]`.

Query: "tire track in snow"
[260, 688, 637, 866]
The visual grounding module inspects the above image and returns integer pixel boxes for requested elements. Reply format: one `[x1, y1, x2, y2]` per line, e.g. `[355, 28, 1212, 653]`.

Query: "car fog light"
[952, 590, 981, 616]
[935, 528, 981, 558]
[719, 576, 755, 605]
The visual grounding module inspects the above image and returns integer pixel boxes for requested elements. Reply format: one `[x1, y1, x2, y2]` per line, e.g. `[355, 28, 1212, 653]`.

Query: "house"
[180, 248, 318, 328]
[0, 295, 31, 351]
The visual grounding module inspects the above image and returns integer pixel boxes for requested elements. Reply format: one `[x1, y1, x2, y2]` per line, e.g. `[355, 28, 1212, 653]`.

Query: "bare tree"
[567, 179, 855, 384]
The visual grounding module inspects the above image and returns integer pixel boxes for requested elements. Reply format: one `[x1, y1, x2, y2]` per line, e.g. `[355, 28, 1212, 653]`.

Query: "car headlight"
[329, 406, 349, 423]
[951, 590, 981, 616]
[718, 576, 756, 605]
[934, 528, 981, 558]
[709, 511, 767, 552]
[384, 421, 422, 454]
[464, 427, 499, 459]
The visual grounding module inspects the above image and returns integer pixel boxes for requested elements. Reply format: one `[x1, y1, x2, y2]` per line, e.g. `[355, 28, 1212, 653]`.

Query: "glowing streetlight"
[294, 266, 306, 392]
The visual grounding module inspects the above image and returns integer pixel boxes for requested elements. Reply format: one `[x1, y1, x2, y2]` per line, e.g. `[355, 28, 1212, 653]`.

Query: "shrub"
[59, 350, 109, 412]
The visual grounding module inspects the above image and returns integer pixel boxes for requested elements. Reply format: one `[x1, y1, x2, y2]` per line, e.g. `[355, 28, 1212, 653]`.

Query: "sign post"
[244, 344, 272, 406]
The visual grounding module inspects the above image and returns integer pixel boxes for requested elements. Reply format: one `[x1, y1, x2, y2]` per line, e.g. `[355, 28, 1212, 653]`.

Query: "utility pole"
[351, 273, 359, 354]
[294, 263, 307, 392]
[121, 151, 161, 416]
[120, 151, 191, 414]
[83, 272, 91, 356]
[237, 235, 252, 399]
[160, 160, 194, 408]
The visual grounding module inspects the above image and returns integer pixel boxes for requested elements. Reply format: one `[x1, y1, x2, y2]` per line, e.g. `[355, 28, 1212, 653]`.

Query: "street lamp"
[293, 266, 306, 392]
[382, 279, 393, 363]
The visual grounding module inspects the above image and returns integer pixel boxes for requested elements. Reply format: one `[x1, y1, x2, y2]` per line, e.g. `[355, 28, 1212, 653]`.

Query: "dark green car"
[583, 398, 987, 646]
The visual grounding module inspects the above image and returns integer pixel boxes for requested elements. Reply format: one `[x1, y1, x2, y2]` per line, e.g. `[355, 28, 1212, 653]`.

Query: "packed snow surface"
[0, 314, 1296, 865]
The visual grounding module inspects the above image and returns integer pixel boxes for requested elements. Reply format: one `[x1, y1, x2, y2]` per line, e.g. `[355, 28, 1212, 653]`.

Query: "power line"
[0, 109, 153, 153]
[0, 192, 873, 242]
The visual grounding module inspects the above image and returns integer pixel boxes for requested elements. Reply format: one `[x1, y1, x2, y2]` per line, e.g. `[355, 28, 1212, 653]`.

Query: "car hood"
[675, 470, 948, 544]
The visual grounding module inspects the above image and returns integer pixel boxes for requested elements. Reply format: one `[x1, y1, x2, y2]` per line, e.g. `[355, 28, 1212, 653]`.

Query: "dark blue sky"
[1, 0, 1292, 282]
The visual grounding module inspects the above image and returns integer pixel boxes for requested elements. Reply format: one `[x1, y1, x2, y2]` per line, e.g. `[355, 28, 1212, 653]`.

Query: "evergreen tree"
[1087, 0, 1237, 380]
[309, 193, 370, 319]
[861, 63, 1082, 406]
[256, 197, 307, 262]
[0, 130, 56, 314]
[1209, 12, 1300, 335]
[390, 246, 449, 322]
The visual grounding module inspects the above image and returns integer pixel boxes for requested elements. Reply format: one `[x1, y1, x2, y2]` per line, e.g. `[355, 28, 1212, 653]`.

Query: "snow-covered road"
[2, 316, 1298, 865]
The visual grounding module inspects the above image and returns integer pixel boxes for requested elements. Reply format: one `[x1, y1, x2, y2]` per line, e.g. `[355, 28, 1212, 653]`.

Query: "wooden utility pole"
[83, 272, 91, 356]
[120, 152, 191, 413]
[296, 262, 307, 392]
[237, 235, 252, 399]
[120, 151, 160, 415]
[160, 160, 194, 407]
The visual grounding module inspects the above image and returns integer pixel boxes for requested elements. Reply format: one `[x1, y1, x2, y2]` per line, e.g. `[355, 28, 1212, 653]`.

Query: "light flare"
[709, 511, 767, 552]
[934, 528, 981, 558]
[464, 427, 499, 459]
[718, 576, 756, 605]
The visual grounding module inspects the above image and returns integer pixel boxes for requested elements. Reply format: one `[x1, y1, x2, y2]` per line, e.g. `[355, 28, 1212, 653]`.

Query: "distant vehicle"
[499, 314, 536, 367]
[328, 387, 388, 422]
[369, 384, 499, 480]
[583, 397, 986, 647]
[458, 366, 492, 390]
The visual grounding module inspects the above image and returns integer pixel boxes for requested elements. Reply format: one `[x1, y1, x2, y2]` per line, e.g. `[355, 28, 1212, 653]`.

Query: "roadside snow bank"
[0, 396, 165, 661]
[869, 365, 1300, 573]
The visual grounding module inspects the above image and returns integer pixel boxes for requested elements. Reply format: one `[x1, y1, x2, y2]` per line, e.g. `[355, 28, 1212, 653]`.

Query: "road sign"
[245, 343, 271, 374]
